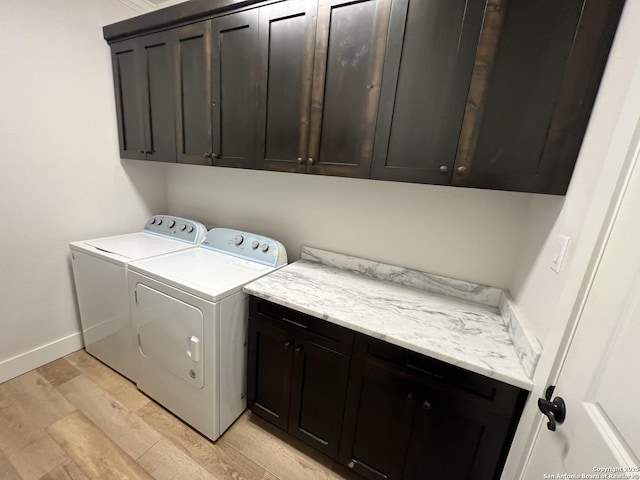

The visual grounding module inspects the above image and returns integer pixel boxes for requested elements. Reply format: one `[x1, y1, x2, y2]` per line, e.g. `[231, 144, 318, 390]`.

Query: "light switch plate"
[551, 235, 570, 273]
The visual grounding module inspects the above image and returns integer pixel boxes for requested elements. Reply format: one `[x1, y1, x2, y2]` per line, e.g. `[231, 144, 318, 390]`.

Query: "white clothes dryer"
[70, 215, 207, 382]
[127, 228, 287, 441]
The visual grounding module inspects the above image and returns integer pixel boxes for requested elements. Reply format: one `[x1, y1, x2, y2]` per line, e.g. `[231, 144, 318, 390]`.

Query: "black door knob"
[538, 386, 566, 431]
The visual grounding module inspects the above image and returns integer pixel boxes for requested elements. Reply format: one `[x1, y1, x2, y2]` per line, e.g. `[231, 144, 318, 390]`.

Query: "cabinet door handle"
[296, 157, 303, 165]
[295, 345, 304, 353]
[423, 400, 432, 410]
[307, 157, 315, 165]
[456, 166, 467, 176]
[439, 165, 449, 175]
[284, 340, 292, 349]
[347, 459, 388, 479]
[281, 317, 308, 329]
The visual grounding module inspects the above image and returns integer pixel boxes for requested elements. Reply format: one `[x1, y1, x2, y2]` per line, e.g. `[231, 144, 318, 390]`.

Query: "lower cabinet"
[339, 336, 527, 480]
[247, 297, 527, 479]
[247, 297, 354, 459]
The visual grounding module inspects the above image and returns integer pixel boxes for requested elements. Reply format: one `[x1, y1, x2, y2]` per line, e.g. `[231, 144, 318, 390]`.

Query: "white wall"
[0, 0, 166, 382]
[166, 165, 533, 288]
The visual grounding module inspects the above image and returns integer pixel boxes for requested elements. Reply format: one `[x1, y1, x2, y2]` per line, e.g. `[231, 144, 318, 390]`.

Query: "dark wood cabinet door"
[211, 10, 259, 169]
[174, 22, 212, 165]
[111, 39, 146, 160]
[288, 338, 351, 459]
[307, 0, 392, 178]
[339, 360, 416, 480]
[371, 0, 486, 184]
[402, 387, 513, 480]
[247, 317, 294, 431]
[255, 0, 317, 173]
[139, 32, 176, 163]
[456, 0, 625, 194]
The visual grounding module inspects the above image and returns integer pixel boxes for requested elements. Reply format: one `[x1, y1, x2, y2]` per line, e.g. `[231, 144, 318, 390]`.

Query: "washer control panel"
[201, 228, 287, 267]
[143, 215, 207, 244]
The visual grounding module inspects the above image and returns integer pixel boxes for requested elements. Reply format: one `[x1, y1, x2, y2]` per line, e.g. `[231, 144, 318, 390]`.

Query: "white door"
[522, 127, 640, 477]
[135, 283, 205, 389]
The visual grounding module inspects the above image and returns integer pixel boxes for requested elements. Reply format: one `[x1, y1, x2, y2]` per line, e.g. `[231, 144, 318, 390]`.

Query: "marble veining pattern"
[301, 246, 504, 307]
[244, 260, 534, 390]
[500, 293, 542, 379]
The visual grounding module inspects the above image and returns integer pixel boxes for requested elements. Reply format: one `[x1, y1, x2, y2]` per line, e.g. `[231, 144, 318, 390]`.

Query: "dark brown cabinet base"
[339, 336, 527, 480]
[248, 297, 354, 459]
[247, 297, 527, 480]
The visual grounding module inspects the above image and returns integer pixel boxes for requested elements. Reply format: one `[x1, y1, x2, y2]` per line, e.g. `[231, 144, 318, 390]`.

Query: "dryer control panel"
[201, 228, 288, 267]
[143, 215, 207, 244]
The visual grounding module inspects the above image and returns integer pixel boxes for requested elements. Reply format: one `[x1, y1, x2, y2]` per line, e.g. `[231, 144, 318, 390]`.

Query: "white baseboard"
[0, 333, 84, 384]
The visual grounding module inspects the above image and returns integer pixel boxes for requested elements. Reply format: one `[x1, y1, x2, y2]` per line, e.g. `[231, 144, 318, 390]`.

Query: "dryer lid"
[129, 248, 277, 302]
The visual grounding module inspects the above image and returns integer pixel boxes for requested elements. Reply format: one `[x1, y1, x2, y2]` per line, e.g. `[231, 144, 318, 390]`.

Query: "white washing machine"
[70, 215, 207, 382]
[127, 228, 287, 441]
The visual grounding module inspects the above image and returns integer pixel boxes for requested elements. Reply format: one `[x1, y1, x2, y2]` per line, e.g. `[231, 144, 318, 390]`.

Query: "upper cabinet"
[451, 0, 626, 194]
[111, 39, 146, 161]
[110, 13, 258, 168]
[256, 0, 392, 178]
[255, 0, 318, 174]
[111, 33, 176, 162]
[211, 11, 259, 169]
[371, 0, 487, 185]
[111, 23, 209, 165]
[174, 22, 212, 166]
[308, 0, 391, 178]
[139, 31, 177, 163]
[104, 0, 625, 194]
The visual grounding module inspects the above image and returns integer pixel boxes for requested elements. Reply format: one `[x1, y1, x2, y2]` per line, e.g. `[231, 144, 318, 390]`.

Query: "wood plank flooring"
[0, 350, 358, 480]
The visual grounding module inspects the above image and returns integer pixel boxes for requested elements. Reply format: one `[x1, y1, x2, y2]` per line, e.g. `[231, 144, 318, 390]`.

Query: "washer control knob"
[187, 226, 194, 233]
[261, 243, 270, 253]
[251, 240, 260, 250]
[150, 218, 157, 224]
[168, 220, 176, 228]
[234, 235, 245, 246]
[180, 224, 187, 231]
[157, 219, 163, 225]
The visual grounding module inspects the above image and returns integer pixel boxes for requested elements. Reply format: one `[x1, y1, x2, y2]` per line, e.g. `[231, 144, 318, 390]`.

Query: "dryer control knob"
[150, 218, 157, 224]
[261, 243, 270, 253]
[168, 220, 176, 228]
[251, 240, 260, 250]
[157, 219, 163, 225]
[234, 235, 245, 246]
[187, 226, 194, 233]
[180, 224, 187, 231]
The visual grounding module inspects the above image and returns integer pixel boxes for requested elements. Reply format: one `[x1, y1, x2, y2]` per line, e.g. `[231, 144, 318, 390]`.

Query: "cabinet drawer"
[249, 297, 354, 356]
[354, 334, 524, 418]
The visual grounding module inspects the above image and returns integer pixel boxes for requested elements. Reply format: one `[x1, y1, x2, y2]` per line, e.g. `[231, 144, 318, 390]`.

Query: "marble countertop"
[244, 248, 534, 391]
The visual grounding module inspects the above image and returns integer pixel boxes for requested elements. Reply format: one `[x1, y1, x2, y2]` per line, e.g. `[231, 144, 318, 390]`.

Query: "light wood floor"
[0, 350, 359, 480]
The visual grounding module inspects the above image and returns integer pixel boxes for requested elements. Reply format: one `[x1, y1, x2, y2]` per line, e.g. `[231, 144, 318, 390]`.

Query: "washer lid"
[70, 232, 197, 266]
[128, 248, 277, 302]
